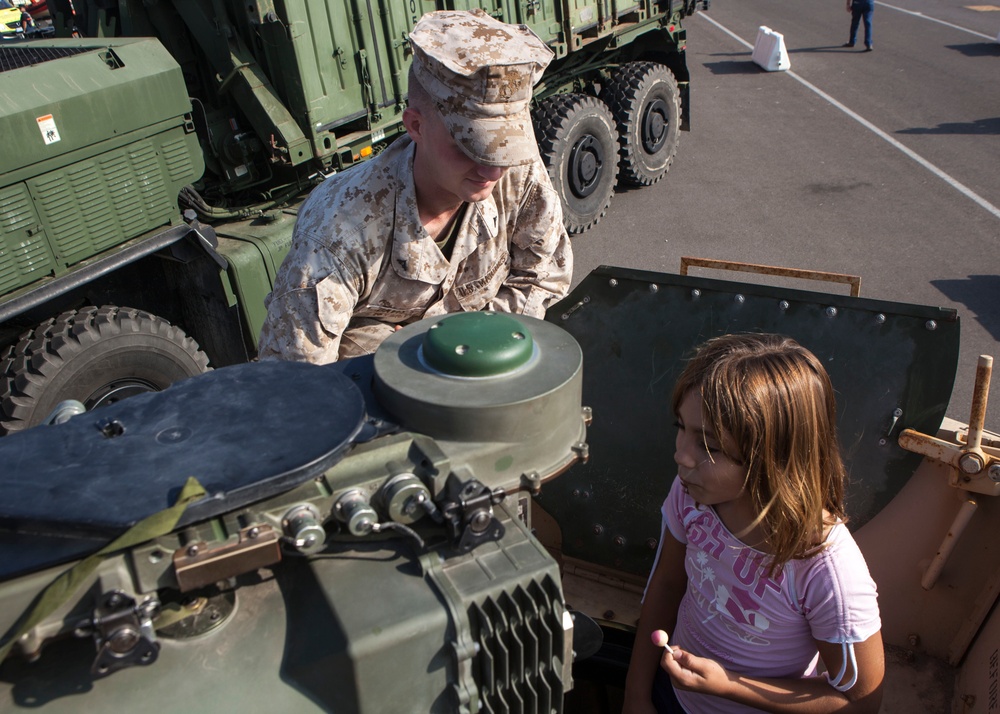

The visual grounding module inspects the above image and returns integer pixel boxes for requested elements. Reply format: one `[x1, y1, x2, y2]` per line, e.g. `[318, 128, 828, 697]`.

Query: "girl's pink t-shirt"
[660, 476, 881, 713]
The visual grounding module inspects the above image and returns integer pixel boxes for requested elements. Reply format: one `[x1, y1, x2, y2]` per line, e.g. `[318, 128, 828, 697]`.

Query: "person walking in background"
[844, 0, 874, 51]
[18, 4, 33, 33]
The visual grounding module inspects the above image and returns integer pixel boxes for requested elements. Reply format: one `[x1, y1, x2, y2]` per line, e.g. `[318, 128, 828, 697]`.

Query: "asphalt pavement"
[571, 0, 1000, 421]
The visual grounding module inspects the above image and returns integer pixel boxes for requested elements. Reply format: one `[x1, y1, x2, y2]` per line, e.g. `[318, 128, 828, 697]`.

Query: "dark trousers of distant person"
[848, 0, 874, 49]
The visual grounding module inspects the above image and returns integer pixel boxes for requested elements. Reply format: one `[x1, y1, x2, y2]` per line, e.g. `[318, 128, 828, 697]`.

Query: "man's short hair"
[406, 65, 433, 116]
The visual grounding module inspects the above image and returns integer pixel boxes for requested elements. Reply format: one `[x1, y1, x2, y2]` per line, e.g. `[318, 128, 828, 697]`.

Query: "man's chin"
[464, 182, 496, 202]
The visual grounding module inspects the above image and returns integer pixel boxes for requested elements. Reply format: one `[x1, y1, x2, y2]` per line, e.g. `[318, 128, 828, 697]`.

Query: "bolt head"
[470, 511, 492, 533]
[108, 627, 140, 654]
[959, 453, 985, 475]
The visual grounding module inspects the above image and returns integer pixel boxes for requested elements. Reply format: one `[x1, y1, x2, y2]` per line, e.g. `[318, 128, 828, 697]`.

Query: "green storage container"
[0, 38, 203, 286]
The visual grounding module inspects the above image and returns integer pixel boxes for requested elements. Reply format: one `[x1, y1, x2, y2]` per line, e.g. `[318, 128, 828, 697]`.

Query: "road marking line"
[697, 13, 1000, 221]
[877, 2, 996, 39]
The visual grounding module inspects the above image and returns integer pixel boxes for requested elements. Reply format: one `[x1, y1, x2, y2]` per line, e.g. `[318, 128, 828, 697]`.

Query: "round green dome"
[421, 312, 534, 377]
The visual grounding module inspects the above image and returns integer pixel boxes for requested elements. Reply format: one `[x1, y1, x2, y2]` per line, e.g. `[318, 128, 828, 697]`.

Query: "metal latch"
[173, 525, 281, 592]
[91, 591, 159, 677]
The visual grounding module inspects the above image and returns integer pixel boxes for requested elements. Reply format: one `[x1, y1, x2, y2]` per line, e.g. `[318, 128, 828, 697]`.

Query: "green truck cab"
[0, 0, 703, 434]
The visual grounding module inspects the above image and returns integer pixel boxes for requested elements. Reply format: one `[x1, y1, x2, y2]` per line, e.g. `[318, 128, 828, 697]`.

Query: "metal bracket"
[898, 355, 1000, 497]
[679, 256, 862, 297]
[173, 525, 281, 592]
[897, 354, 998, 589]
[440, 478, 506, 552]
[91, 591, 160, 677]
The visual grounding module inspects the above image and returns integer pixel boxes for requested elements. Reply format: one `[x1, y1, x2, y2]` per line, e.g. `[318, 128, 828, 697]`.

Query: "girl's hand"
[660, 647, 732, 696]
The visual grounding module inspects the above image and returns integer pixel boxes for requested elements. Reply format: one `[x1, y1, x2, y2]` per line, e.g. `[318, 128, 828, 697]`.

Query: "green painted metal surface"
[26, 130, 200, 270]
[1, 39, 197, 180]
[422, 312, 535, 377]
[0, 38, 202, 289]
[0, 184, 51, 294]
[214, 204, 302, 346]
[542, 265, 960, 577]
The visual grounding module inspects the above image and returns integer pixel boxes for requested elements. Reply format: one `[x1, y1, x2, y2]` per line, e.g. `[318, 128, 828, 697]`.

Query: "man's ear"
[402, 106, 423, 142]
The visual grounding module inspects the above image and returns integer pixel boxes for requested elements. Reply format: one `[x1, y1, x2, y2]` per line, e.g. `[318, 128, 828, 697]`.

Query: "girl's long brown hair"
[671, 333, 847, 573]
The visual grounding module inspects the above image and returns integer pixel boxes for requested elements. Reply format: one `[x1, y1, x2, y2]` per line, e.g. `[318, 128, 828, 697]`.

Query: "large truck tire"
[0, 306, 210, 435]
[534, 93, 619, 235]
[601, 62, 681, 186]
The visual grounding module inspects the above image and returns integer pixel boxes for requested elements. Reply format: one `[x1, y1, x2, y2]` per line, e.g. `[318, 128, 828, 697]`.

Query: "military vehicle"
[1, 263, 997, 712]
[0, 0, 703, 435]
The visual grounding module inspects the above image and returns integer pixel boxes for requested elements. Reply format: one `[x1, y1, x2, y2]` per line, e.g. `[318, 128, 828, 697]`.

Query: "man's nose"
[476, 164, 504, 181]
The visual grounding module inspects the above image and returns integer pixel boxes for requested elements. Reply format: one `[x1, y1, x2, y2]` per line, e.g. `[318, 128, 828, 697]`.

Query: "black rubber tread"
[600, 62, 681, 187]
[533, 93, 619, 235]
[1, 306, 210, 435]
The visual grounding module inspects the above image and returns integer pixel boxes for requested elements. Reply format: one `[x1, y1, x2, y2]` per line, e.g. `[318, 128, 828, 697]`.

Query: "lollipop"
[651, 629, 675, 654]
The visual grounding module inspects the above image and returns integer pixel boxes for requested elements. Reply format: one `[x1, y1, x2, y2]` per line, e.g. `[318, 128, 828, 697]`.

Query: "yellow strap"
[0, 476, 206, 662]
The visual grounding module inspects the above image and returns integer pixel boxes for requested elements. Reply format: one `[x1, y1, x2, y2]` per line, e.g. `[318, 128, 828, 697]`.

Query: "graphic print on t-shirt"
[685, 506, 785, 647]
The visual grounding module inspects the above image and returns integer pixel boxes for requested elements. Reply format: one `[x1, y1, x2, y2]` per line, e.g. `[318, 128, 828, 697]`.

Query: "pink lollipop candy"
[650, 629, 675, 654]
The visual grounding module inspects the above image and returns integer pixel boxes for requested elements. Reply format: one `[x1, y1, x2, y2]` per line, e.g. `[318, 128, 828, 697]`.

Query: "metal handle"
[679, 257, 862, 297]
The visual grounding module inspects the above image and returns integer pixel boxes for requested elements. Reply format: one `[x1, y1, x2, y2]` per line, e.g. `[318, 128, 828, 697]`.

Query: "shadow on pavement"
[788, 45, 865, 54]
[946, 42, 1000, 57]
[703, 60, 763, 75]
[897, 117, 1000, 135]
[932, 275, 1000, 341]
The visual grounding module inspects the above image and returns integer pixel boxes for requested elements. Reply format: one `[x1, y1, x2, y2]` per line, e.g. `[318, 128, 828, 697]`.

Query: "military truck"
[0, 0, 703, 435]
[0, 264, 997, 712]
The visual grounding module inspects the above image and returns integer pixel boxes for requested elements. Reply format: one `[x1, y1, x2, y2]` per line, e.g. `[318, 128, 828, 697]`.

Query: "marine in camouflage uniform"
[258, 9, 572, 363]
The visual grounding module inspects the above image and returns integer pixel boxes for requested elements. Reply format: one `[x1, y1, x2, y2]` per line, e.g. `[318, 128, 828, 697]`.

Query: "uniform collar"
[389, 141, 499, 284]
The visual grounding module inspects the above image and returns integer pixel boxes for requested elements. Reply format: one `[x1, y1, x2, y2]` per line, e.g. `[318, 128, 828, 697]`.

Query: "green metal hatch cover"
[421, 312, 534, 377]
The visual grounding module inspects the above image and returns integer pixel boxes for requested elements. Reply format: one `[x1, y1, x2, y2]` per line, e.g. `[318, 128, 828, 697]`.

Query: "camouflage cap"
[409, 9, 554, 168]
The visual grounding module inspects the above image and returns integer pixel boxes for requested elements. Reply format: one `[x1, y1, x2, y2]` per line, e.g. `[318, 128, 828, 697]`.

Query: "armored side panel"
[541, 266, 960, 578]
[0, 39, 203, 290]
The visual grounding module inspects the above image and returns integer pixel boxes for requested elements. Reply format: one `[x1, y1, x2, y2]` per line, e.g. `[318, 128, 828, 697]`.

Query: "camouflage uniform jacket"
[258, 137, 572, 363]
